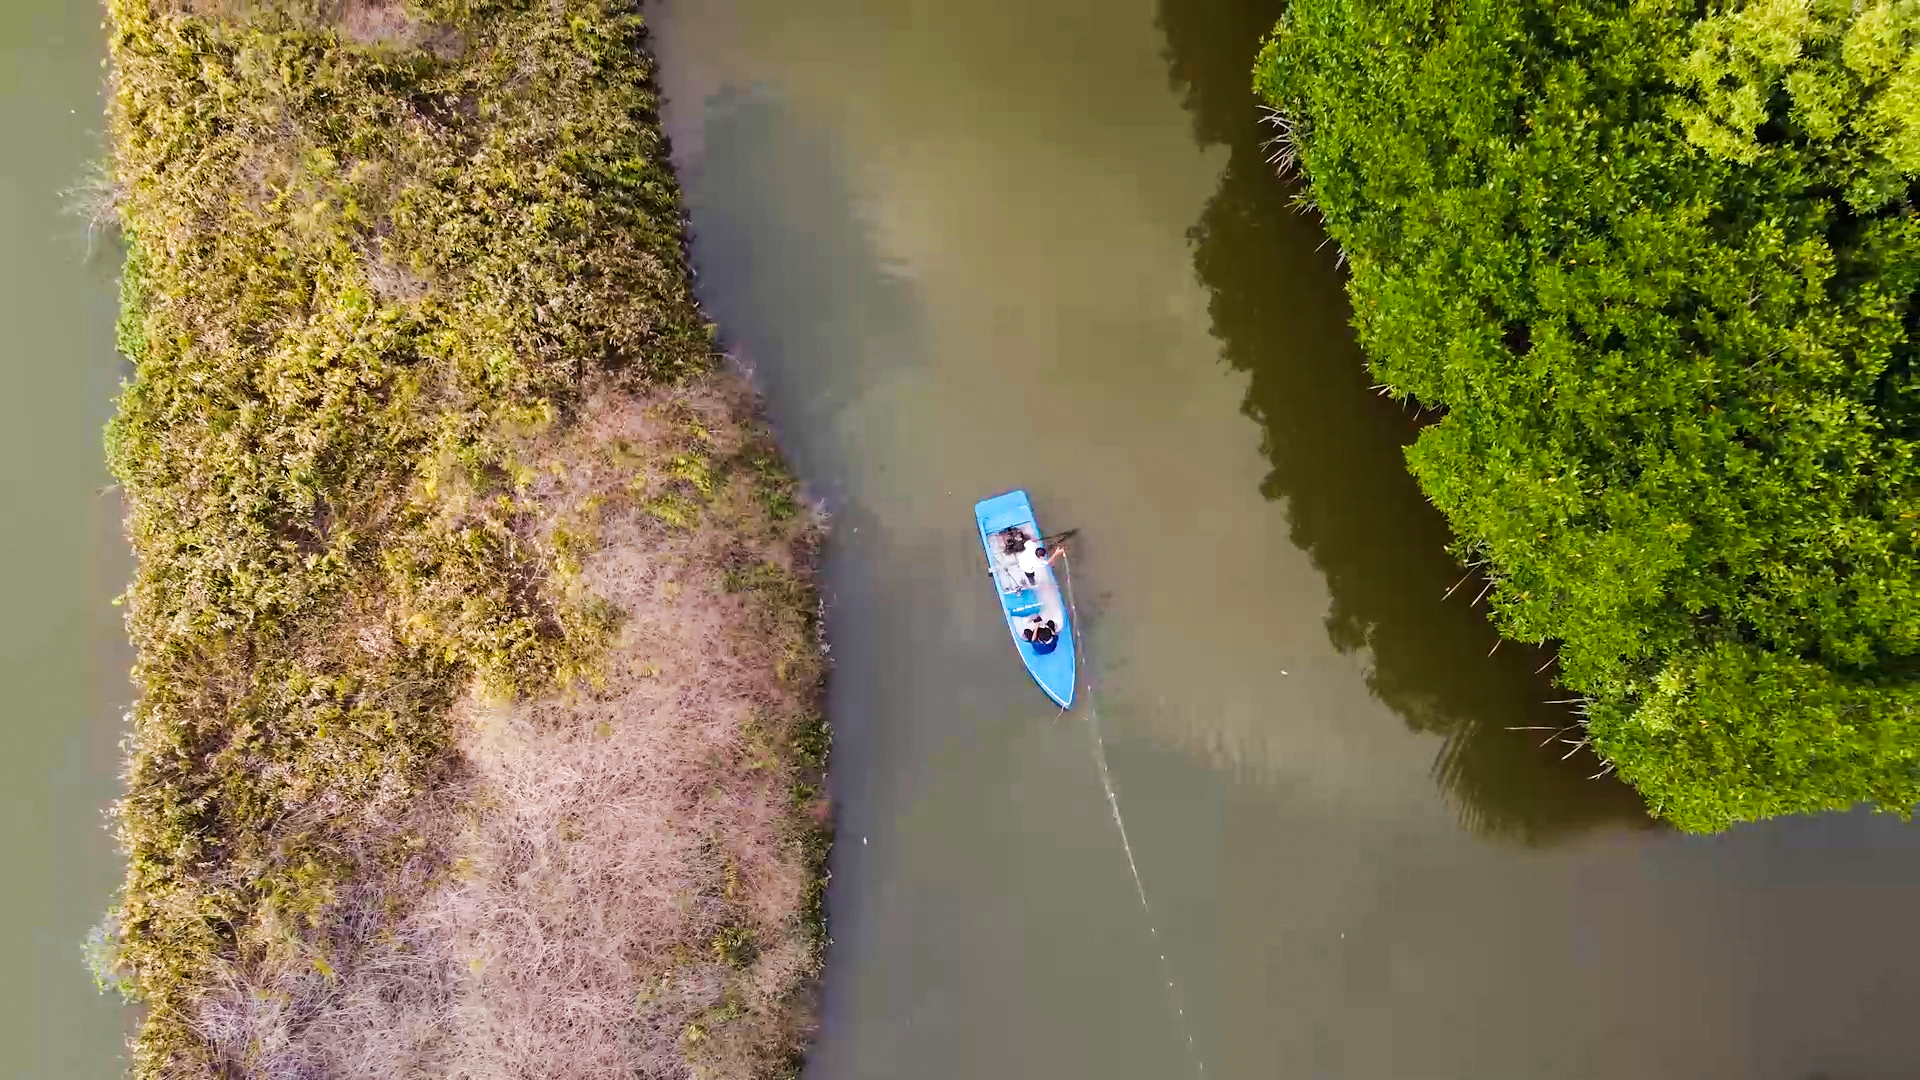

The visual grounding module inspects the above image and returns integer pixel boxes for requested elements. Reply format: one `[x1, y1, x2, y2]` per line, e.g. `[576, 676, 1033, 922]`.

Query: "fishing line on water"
[1059, 547, 1205, 1079]
[1087, 703, 1150, 913]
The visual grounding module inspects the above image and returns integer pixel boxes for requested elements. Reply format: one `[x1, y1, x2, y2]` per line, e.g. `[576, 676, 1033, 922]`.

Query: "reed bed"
[98, 0, 827, 1075]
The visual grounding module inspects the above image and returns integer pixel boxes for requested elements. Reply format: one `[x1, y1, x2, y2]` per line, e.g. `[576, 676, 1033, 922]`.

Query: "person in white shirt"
[1016, 538, 1047, 582]
[1021, 534, 1067, 580]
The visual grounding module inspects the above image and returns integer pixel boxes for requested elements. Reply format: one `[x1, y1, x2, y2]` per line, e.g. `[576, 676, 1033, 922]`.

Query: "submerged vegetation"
[101, 0, 826, 1075]
[1258, 0, 1919, 830]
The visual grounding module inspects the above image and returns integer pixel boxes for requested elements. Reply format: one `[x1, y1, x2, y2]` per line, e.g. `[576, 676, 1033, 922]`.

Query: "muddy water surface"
[647, 2, 1920, 1077]
[1, 1, 132, 1076]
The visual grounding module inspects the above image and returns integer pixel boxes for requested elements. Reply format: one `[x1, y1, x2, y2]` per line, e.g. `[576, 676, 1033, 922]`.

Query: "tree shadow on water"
[1156, 0, 1653, 844]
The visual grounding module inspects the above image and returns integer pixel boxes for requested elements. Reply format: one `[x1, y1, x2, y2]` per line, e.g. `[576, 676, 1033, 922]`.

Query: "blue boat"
[974, 489, 1076, 709]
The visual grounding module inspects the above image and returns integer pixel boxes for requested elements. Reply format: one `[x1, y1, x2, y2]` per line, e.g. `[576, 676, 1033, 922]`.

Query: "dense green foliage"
[1257, 0, 1920, 829]
[103, 1, 824, 1074]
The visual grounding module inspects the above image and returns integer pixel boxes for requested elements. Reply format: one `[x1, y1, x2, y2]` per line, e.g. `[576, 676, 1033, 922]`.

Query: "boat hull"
[974, 489, 1076, 709]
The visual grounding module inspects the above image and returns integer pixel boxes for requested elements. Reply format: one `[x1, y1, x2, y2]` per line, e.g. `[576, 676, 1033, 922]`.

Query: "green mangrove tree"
[1257, 0, 1920, 830]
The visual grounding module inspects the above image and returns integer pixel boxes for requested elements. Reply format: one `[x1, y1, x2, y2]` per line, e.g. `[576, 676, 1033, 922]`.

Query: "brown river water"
[646, 0, 1920, 1077]
[1, 0, 134, 1076]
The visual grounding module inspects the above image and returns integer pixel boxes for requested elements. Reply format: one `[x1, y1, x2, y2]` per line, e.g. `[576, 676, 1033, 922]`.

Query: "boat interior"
[986, 525, 1068, 638]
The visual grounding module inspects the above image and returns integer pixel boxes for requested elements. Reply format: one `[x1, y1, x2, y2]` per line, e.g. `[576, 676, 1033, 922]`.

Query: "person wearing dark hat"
[1022, 613, 1058, 647]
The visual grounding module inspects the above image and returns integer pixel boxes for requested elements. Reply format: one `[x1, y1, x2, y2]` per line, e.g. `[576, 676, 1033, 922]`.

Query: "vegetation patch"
[1258, 0, 1919, 830]
[99, 0, 827, 1075]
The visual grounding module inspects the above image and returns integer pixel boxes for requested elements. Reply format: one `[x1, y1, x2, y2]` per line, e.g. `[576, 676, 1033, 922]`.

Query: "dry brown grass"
[162, 0, 400, 35]
[337, 0, 414, 44]
[175, 376, 828, 1079]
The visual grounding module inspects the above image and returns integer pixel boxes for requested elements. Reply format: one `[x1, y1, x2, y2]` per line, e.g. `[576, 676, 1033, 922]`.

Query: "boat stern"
[1029, 632, 1077, 709]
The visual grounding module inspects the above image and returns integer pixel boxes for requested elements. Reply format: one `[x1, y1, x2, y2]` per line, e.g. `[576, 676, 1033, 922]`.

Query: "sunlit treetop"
[1258, 0, 1920, 830]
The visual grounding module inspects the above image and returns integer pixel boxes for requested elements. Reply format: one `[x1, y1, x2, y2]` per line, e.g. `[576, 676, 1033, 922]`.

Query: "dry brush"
[97, 0, 829, 1076]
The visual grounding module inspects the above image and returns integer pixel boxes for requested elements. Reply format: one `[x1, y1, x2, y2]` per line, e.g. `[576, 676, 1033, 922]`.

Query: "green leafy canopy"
[1258, 0, 1920, 830]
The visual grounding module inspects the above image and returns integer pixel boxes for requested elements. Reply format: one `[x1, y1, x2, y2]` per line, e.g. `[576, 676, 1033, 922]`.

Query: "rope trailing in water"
[1056, 545, 1206, 1078]
[1061, 546, 1149, 911]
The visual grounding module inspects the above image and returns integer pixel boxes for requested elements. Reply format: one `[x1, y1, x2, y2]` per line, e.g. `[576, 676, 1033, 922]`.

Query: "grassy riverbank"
[99, 0, 828, 1075]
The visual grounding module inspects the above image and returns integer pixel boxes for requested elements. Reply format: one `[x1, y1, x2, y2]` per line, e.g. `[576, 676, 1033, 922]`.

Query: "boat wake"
[1059, 548, 1205, 1079]
[1086, 704, 1150, 913]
